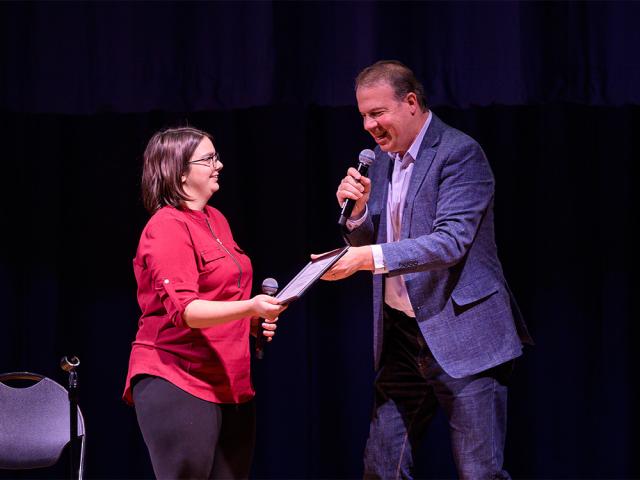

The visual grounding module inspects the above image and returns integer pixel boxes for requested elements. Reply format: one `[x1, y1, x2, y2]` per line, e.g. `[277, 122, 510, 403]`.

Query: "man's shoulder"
[431, 114, 480, 151]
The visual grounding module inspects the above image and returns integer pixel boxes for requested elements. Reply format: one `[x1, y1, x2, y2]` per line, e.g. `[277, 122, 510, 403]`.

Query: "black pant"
[132, 376, 255, 480]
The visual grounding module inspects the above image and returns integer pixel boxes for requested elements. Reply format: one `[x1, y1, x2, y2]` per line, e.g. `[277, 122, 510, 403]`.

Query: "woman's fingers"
[261, 319, 277, 342]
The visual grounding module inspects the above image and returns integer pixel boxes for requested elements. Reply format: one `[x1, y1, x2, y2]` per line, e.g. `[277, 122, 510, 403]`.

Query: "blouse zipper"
[205, 218, 243, 289]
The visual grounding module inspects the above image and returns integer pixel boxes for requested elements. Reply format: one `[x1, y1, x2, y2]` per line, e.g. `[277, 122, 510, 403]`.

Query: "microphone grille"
[262, 277, 279, 295]
[359, 149, 376, 166]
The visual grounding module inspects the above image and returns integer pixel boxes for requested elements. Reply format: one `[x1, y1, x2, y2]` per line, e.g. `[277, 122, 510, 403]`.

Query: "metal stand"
[60, 356, 80, 480]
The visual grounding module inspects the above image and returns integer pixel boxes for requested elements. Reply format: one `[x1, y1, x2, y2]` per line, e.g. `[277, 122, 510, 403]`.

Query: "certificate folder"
[275, 247, 349, 305]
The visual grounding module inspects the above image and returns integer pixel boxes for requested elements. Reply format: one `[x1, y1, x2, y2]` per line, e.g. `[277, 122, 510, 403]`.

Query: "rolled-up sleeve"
[141, 219, 200, 328]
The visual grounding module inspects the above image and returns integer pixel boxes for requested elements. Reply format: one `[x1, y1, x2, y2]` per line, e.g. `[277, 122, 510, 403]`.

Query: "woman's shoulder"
[144, 206, 190, 236]
[151, 205, 191, 221]
[204, 205, 229, 225]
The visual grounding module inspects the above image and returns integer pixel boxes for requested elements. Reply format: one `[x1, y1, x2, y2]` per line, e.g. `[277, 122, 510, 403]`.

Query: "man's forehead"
[357, 83, 398, 110]
[357, 80, 394, 94]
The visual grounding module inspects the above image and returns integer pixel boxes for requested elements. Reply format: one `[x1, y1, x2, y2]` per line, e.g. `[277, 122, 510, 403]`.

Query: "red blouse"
[123, 205, 254, 405]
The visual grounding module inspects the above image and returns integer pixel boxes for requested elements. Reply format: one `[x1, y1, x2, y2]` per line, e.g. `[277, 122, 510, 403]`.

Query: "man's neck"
[396, 109, 430, 157]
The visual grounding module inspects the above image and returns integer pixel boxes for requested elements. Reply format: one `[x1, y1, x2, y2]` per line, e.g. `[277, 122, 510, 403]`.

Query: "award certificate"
[275, 247, 349, 304]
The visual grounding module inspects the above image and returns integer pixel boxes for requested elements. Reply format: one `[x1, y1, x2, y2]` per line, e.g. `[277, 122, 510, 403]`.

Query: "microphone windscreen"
[358, 149, 376, 166]
[262, 277, 279, 295]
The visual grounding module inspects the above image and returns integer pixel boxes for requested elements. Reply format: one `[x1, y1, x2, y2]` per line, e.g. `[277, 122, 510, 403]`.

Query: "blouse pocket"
[200, 247, 225, 272]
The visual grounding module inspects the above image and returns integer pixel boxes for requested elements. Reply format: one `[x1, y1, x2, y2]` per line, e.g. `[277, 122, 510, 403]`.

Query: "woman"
[123, 127, 286, 479]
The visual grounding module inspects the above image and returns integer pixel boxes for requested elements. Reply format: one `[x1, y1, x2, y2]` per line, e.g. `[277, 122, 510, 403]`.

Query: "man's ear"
[406, 92, 418, 114]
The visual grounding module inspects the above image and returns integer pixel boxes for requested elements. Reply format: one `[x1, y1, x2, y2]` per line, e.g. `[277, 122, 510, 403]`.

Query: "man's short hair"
[355, 60, 427, 111]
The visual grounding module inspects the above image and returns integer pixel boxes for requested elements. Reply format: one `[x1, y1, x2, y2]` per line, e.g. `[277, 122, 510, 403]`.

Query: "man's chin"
[378, 144, 393, 152]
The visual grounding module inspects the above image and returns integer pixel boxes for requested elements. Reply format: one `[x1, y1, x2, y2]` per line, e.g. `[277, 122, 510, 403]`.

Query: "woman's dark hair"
[141, 126, 213, 213]
[355, 60, 428, 111]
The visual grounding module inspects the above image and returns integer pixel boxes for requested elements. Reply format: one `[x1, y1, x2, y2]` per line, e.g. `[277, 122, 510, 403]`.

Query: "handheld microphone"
[256, 277, 279, 360]
[338, 149, 376, 227]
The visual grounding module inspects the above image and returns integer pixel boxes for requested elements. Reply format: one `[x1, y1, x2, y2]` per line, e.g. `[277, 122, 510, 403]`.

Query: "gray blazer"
[346, 113, 532, 378]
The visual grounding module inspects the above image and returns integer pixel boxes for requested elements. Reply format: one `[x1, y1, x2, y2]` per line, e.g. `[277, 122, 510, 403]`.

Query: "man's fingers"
[347, 167, 362, 180]
[311, 250, 335, 260]
[338, 189, 362, 201]
[338, 181, 365, 202]
[343, 176, 365, 191]
[319, 265, 345, 281]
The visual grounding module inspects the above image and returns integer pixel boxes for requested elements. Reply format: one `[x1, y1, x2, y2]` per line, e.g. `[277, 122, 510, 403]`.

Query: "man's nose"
[363, 116, 377, 131]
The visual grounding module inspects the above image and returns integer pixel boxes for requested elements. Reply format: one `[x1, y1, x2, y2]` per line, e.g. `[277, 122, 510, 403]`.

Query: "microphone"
[338, 149, 376, 227]
[60, 355, 80, 373]
[256, 277, 279, 360]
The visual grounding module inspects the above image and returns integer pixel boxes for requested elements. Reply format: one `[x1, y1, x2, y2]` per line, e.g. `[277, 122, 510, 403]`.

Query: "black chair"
[0, 372, 85, 479]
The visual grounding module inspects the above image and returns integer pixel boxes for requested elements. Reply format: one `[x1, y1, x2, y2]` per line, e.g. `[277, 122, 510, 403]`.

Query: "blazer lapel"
[400, 113, 443, 239]
[372, 152, 393, 244]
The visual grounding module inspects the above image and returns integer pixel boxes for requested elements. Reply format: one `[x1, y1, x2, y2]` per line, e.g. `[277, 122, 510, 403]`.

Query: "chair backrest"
[0, 372, 85, 471]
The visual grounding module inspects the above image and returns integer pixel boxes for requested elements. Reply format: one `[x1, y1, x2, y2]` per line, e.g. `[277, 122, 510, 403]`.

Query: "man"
[322, 60, 533, 479]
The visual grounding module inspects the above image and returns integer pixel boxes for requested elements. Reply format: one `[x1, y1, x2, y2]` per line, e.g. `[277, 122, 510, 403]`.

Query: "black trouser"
[132, 376, 255, 480]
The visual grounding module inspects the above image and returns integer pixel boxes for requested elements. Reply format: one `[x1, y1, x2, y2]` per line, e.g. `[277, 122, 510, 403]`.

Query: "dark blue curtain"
[2, 2, 639, 112]
[1, 2, 638, 479]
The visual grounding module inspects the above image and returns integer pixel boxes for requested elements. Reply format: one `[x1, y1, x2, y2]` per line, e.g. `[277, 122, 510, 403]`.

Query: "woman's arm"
[183, 294, 285, 329]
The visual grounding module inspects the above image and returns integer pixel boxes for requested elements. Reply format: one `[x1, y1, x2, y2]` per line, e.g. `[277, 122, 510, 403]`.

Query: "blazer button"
[163, 279, 170, 284]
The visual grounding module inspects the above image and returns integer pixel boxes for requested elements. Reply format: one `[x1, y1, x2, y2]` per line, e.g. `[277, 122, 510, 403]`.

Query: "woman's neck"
[183, 199, 208, 211]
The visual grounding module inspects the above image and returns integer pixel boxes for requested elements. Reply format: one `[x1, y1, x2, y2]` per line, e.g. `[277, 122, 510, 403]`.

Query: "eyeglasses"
[188, 152, 221, 169]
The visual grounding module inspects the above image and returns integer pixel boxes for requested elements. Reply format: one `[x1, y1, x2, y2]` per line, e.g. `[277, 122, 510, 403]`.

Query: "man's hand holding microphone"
[313, 149, 377, 280]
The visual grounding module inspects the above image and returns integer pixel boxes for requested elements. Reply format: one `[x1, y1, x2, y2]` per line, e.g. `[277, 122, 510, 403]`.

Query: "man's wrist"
[357, 246, 375, 271]
[345, 205, 368, 231]
[370, 244, 387, 274]
[350, 207, 365, 221]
